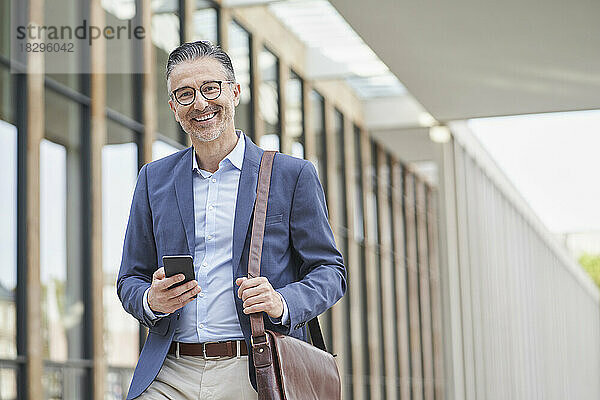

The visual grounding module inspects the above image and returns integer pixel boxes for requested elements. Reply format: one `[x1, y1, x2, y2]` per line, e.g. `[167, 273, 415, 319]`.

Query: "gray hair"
[165, 40, 236, 82]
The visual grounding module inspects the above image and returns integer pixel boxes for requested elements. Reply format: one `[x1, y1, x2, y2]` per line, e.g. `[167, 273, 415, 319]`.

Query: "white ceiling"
[328, 0, 600, 121]
[268, 0, 406, 98]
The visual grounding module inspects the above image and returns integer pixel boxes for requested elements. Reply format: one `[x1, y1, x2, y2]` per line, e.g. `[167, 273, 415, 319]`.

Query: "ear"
[168, 99, 180, 122]
[233, 83, 241, 107]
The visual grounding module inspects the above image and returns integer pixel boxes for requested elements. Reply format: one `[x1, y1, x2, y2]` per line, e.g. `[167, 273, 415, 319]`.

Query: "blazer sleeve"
[116, 164, 159, 327]
[277, 161, 347, 333]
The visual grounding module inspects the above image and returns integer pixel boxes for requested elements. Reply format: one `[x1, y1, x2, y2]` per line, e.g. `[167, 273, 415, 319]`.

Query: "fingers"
[152, 266, 186, 290]
[150, 282, 201, 314]
[163, 286, 200, 313]
[243, 292, 270, 308]
[243, 304, 268, 314]
[236, 277, 268, 299]
[148, 267, 203, 314]
[239, 286, 264, 302]
[157, 274, 186, 290]
[172, 285, 202, 306]
[242, 293, 280, 316]
[166, 280, 200, 300]
[236, 277, 283, 318]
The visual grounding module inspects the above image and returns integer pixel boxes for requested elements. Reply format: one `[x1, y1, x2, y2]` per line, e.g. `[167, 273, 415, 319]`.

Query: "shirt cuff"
[269, 291, 290, 326]
[143, 287, 169, 321]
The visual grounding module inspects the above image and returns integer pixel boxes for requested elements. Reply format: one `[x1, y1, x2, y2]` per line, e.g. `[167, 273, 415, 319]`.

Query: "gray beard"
[188, 125, 223, 142]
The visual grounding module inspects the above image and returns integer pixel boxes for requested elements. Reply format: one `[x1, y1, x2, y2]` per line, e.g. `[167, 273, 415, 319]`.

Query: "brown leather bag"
[248, 151, 342, 400]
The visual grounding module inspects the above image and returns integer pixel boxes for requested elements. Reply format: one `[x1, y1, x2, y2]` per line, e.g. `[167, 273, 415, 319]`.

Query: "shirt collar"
[192, 130, 245, 175]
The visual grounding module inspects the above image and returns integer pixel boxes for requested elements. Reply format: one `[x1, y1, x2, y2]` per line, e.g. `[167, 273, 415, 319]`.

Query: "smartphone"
[162, 255, 196, 297]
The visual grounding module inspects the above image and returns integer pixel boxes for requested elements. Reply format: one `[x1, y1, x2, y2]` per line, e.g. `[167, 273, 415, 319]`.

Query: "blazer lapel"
[232, 134, 263, 272]
[173, 147, 195, 256]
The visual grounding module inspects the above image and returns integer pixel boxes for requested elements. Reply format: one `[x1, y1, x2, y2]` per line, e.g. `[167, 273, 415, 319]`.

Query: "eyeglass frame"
[170, 80, 236, 106]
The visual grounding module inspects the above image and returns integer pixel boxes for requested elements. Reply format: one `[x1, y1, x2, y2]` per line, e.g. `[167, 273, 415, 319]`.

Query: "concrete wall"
[436, 121, 600, 400]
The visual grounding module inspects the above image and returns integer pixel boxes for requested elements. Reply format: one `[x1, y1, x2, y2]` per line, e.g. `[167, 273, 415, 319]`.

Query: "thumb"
[153, 267, 165, 281]
[235, 277, 247, 286]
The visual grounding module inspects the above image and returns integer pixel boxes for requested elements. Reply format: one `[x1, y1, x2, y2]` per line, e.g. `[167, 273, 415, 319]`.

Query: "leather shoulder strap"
[248, 151, 276, 340]
[248, 152, 329, 353]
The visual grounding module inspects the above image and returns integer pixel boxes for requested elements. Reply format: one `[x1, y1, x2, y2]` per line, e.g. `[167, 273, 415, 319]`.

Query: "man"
[117, 40, 346, 399]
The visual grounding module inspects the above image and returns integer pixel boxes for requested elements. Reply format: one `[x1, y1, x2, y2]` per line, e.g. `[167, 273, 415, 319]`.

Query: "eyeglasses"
[170, 80, 235, 106]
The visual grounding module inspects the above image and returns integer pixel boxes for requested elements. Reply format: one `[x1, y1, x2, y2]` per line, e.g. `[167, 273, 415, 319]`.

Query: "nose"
[192, 91, 209, 110]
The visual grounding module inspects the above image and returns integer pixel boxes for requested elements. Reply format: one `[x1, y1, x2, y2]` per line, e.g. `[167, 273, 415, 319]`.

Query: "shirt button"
[199, 292, 205, 297]
[209, 205, 214, 210]
[211, 178, 216, 183]
[207, 235, 213, 240]
[199, 323, 204, 329]
[202, 261, 208, 267]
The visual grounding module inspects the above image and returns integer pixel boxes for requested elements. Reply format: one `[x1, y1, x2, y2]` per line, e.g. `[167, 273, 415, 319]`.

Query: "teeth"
[193, 112, 216, 122]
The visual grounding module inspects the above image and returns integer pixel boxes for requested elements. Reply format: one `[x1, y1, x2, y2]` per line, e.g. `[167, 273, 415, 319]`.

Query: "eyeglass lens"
[175, 81, 222, 105]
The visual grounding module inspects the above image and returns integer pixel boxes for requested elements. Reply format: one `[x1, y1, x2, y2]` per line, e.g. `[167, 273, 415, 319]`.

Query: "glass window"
[0, 66, 17, 399]
[41, 90, 87, 398]
[369, 140, 380, 243]
[102, 0, 136, 20]
[258, 47, 280, 150]
[0, 0, 9, 58]
[104, 0, 138, 120]
[333, 109, 352, 398]
[192, 1, 218, 43]
[153, 0, 183, 145]
[0, 367, 17, 399]
[354, 124, 370, 400]
[334, 109, 347, 243]
[286, 70, 304, 158]
[153, 138, 184, 161]
[370, 139, 386, 398]
[380, 152, 391, 243]
[0, 118, 17, 361]
[152, 0, 181, 56]
[0, 67, 11, 123]
[309, 90, 326, 199]
[386, 152, 395, 263]
[307, 89, 330, 348]
[385, 152, 400, 393]
[44, 0, 80, 90]
[102, 119, 139, 399]
[353, 125, 364, 242]
[228, 20, 253, 140]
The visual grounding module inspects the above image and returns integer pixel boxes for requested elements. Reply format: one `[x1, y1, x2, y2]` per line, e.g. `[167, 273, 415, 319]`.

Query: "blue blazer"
[117, 134, 346, 399]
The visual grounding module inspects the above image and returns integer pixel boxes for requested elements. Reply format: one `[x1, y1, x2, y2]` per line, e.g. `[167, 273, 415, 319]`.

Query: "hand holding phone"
[147, 255, 201, 314]
[163, 255, 195, 289]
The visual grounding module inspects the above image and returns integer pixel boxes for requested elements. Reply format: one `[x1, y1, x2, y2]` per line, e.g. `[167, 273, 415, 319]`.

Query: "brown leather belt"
[168, 340, 248, 359]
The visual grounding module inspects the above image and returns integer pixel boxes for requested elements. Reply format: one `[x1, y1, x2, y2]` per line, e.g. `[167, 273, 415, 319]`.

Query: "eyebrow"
[173, 80, 226, 91]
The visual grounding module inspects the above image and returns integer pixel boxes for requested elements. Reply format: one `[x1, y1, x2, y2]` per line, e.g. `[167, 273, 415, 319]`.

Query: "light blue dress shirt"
[143, 131, 288, 343]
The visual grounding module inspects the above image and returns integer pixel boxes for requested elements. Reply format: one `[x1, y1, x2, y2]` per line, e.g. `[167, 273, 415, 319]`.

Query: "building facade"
[0, 0, 443, 399]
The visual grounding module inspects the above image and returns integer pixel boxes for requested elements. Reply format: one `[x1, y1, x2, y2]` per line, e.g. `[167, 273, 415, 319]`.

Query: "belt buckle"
[202, 341, 222, 360]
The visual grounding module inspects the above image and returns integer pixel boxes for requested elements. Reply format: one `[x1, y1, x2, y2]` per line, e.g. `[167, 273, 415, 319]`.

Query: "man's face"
[168, 57, 241, 142]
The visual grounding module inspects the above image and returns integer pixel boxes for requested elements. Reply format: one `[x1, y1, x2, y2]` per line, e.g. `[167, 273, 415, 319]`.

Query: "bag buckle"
[250, 334, 268, 347]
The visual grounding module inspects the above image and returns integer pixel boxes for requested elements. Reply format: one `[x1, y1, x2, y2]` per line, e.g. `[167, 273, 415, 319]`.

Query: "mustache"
[188, 107, 220, 118]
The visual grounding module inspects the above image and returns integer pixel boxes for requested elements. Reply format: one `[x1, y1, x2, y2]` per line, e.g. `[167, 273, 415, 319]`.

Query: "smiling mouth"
[191, 111, 218, 123]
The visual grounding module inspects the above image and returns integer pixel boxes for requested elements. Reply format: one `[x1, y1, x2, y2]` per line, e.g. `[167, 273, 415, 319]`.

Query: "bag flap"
[267, 331, 341, 400]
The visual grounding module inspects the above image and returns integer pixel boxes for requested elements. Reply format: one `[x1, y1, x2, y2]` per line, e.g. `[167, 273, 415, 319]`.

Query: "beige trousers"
[138, 354, 258, 400]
